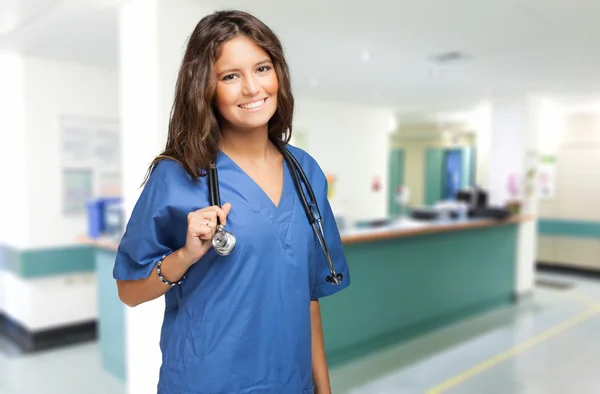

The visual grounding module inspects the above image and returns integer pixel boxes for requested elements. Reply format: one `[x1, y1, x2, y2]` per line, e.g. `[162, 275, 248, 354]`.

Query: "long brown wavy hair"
[143, 10, 294, 184]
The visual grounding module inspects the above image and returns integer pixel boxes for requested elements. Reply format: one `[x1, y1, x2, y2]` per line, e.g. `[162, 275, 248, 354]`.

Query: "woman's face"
[214, 35, 279, 132]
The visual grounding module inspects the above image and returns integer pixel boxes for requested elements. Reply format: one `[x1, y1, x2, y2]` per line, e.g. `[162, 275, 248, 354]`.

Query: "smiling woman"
[113, 9, 350, 394]
[215, 36, 279, 132]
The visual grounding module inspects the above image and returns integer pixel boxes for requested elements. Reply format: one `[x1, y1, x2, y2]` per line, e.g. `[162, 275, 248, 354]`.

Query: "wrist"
[176, 247, 199, 268]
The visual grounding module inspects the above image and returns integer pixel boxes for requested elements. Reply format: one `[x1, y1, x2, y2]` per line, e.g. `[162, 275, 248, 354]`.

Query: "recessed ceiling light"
[361, 51, 371, 61]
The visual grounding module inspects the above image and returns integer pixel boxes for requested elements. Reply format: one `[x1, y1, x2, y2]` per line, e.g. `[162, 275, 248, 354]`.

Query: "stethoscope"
[207, 141, 343, 286]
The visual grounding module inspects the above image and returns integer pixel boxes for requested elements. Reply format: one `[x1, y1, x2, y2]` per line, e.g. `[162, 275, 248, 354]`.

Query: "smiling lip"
[238, 98, 267, 110]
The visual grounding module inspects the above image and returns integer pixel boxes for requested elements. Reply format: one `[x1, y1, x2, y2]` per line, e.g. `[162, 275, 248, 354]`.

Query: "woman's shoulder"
[284, 144, 323, 176]
[148, 158, 205, 186]
[144, 158, 208, 200]
[284, 144, 328, 193]
[140, 158, 209, 208]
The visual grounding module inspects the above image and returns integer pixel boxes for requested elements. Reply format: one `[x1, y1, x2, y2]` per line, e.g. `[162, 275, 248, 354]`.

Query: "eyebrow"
[217, 59, 272, 77]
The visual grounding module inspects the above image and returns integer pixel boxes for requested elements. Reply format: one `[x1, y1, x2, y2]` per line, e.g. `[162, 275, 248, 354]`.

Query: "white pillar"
[480, 96, 542, 297]
[0, 51, 28, 318]
[119, 1, 211, 393]
[0, 51, 29, 249]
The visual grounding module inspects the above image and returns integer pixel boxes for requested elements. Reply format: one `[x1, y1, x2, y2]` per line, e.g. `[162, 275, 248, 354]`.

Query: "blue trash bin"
[86, 199, 105, 238]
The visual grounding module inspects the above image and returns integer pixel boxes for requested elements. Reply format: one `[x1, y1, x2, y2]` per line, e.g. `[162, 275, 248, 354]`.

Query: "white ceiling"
[0, 0, 119, 70]
[1, 0, 600, 114]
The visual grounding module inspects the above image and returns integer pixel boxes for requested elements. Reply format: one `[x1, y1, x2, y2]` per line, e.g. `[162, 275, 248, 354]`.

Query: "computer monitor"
[456, 187, 488, 208]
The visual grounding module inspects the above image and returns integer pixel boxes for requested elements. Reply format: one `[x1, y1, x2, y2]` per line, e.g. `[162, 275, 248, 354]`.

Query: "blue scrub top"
[113, 145, 351, 394]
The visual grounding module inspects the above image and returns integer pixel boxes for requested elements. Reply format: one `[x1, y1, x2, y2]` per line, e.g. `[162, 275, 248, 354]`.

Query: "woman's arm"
[117, 248, 196, 307]
[116, 204, 231, 307]
[311, 299, 332, 394]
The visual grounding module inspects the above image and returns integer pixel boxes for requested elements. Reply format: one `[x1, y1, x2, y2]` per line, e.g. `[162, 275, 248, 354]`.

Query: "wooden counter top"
[76, 235, 119, 252]
[340, 215, 534, 245]
[77, 215, 533, 251]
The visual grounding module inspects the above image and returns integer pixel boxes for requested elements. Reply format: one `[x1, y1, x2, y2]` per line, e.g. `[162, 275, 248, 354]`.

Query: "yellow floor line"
[427, 294, 600, 394]
[563, 291, 600, 309]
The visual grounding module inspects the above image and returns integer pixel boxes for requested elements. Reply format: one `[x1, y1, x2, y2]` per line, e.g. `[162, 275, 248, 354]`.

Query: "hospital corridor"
[2, 0, 600, 393]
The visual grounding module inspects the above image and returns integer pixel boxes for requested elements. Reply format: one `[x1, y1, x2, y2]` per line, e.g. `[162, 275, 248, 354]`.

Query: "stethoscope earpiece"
[326, 273, 343, 286]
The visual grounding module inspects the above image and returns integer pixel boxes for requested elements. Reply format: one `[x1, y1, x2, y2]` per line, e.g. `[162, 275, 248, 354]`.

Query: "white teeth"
[240, 99, 265, 109]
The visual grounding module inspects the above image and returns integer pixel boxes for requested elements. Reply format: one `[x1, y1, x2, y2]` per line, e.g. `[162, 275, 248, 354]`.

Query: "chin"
[236, 109, 277, 130]
[237, 119, 272, 131]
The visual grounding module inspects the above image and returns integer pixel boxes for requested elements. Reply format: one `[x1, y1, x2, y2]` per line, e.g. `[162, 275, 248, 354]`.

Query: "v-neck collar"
[216, 150, 291, 213]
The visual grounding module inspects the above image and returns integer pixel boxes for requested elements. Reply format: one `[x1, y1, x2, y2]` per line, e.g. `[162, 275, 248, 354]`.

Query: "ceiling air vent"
[429, 51, 472, 64]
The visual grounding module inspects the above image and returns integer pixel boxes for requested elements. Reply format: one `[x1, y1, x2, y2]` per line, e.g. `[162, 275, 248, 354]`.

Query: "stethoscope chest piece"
[211, 224, 236, 256]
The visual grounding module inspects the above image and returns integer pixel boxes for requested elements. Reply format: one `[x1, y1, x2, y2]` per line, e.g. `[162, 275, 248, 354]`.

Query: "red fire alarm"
[371, 176, 382, 192]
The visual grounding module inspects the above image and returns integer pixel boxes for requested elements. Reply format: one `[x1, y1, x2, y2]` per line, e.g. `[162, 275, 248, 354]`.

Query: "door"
[443, 149, 463, 200]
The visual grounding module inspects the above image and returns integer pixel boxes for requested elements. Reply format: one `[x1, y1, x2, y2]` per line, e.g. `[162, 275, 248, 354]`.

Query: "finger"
[191, 225, 214, 240]
[207, 205, 228, 227]
[190, 209, 216, 227]
[201, 210, 217, 224]
[193, 206, 228, 226]
[222, 202, 232, 217]
[191, 217, 215, 231]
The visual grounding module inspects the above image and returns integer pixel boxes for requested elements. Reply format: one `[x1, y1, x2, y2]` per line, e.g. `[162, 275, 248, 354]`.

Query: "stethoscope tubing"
[207, 139, 343, 285]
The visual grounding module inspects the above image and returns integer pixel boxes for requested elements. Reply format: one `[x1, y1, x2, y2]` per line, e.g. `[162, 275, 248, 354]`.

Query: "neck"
[220, 123, 273, 161]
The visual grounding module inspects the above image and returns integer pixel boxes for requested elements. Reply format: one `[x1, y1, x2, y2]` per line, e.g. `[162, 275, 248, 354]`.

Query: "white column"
[0, 51, 29, 249]
[119, 1, 211, 393]
[487, 97, 529, 206]
[0, 51, 28, 318]
[482, 96, 542, 297]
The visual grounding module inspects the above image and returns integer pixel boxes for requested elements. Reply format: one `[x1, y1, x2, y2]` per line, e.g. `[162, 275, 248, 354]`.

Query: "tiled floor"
[0, 341, 124, 394]
[329, 271, 600, 394]
[1, 271, 599, 394]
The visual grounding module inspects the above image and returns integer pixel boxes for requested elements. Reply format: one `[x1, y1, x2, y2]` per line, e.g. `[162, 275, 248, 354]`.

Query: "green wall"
[424, 148, 444, 205]
[320, 223, 517, 366]
[387, 149, 405, 216]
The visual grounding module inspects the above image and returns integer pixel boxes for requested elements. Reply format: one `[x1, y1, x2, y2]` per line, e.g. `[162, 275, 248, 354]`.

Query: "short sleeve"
[310, 170, 351, 300]
[113, 163, 178, 281]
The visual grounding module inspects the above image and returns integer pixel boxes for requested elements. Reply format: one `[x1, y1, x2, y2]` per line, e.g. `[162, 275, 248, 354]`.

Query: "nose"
[242, 74, 260, 96]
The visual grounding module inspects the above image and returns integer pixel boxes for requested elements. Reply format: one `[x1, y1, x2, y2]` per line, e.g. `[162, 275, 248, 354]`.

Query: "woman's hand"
[181, 203, 232, 264]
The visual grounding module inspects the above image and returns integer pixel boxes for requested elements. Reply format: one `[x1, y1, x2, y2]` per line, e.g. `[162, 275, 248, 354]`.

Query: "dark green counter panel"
[320, 224, 517, 367]
[538, 219, 600, 238]
[424, 148, 444, 206]
[96, 249, 126, 381]
[0, 244, 94, 278]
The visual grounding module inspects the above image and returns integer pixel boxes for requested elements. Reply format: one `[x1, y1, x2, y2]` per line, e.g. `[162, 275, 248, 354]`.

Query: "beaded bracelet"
[157, 254, 187, 287]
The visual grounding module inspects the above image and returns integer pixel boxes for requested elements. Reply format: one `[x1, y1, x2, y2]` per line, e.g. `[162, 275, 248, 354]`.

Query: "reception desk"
[323, 215, 529, 366]
[81, 215, 531, 380]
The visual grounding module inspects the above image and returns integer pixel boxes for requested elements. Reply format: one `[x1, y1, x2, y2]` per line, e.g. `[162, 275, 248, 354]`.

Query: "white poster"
[60, 116, 121, 215]
[538, 155, 557, 199]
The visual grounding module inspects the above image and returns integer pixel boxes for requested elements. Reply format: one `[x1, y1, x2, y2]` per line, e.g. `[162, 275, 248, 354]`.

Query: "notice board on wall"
[60, 115, 121, 215]
[538, 155, 557, 200]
